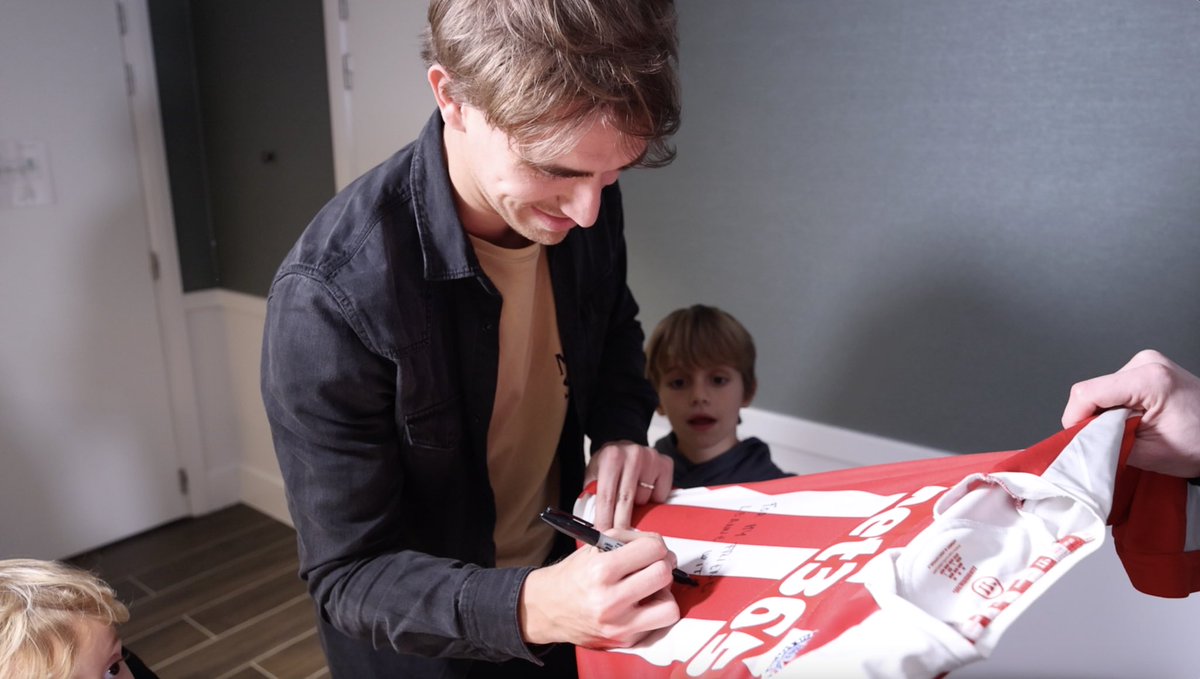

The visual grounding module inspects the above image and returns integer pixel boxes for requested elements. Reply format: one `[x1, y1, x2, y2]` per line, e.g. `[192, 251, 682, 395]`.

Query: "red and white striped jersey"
[575, 409, 1200, 678]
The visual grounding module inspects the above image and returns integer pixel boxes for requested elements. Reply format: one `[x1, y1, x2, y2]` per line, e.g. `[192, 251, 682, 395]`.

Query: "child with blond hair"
[0, 558, 157, 678]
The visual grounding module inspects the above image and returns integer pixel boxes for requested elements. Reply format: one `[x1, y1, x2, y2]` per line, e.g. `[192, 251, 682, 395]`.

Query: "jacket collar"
[410, 110, 481, 282]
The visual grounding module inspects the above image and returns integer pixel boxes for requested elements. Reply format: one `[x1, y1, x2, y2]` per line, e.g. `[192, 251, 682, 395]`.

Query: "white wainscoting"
[183, 289, 289, 525]
[184, 289, 1199, 678]
[648, 408, 952, 475]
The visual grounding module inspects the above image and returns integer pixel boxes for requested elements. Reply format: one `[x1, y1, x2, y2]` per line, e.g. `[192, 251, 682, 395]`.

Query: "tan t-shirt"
[470, 235, 569, 568]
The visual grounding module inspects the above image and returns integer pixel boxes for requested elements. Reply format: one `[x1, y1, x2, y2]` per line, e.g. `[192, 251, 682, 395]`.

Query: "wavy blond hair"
[421, 0, 680, 167]
[0, 559, 129, 678]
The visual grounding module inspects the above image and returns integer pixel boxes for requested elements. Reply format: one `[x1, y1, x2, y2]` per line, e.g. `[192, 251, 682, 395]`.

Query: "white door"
[0, 0, 189, 559]
[323, 0, 431, 187]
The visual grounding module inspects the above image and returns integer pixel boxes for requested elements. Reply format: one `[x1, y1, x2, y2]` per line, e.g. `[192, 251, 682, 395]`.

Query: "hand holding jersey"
[587, 440, 675, 530]
[1063, 349, 1200, 478]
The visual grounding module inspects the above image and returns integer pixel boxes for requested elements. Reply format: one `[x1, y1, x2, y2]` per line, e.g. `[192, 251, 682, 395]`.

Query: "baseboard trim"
[239, 464, 293, 528]
[204, 464, 241, 511]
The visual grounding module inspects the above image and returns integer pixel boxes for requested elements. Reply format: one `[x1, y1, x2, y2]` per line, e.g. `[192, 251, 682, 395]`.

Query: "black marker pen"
[540, 506, 699, 587]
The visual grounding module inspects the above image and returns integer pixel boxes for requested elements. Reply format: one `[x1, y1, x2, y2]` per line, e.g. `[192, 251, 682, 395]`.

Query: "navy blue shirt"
[261, 112, 656, 677]
[654, 433, 792, 488]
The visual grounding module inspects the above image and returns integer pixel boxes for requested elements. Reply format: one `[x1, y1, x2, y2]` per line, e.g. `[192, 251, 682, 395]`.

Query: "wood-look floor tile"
[124, 618, 211, 666]
[190, 567, 308, 635]
[62, 506, 329, 678]
[222, 667, 270, 679]
[109, 575, 154, 606]
[123, 539, 299, 638]
[137, 521, 296, 592]
[71, 505, 276, 581]
[256, 628, 327, 678]
[154, 596, 318, 679]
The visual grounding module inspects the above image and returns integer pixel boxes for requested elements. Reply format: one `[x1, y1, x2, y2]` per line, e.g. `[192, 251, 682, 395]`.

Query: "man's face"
[656, 365, 751, 465]
[451, 106, 646, 247]
[71, 620, 133, 679]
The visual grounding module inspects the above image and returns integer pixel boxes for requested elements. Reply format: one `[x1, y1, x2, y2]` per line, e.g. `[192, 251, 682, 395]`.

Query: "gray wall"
[622, 1, 1200, 453]
[159, 0, 1200, 454]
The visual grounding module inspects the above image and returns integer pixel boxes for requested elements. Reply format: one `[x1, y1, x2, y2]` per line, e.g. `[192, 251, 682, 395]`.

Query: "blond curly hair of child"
[0, 558, 130, 677]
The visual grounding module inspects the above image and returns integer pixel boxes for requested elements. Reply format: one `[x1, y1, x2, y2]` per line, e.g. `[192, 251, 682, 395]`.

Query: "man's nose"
[561, 181, 604, 228]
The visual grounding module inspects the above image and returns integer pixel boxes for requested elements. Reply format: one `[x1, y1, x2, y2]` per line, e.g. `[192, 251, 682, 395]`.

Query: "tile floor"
[70, 504, 328, 679]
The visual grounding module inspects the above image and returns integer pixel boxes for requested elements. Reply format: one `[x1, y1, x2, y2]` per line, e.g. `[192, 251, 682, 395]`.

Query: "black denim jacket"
[260, 112, 656, 674]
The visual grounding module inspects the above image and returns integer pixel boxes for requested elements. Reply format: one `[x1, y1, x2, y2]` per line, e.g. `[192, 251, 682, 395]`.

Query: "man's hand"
[519, 528, 681, 648]
[1062, 349, 1200, 478]
[585, 441, 673, 530]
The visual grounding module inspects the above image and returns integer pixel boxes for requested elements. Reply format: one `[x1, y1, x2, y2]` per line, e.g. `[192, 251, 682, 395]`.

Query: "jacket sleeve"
[583, 185, 659, 451]
[260, 271, 537, 663]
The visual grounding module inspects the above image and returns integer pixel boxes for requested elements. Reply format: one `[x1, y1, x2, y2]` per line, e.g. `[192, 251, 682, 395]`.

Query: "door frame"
[119, 0, 212, 515]
[322, 0, 354, 190]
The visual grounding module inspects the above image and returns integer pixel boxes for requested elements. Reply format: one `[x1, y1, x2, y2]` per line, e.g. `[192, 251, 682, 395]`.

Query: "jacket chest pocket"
[395, 343, 463, 453]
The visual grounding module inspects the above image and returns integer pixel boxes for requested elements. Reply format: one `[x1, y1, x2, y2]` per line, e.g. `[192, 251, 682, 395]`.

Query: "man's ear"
[427, 64, 465, 132]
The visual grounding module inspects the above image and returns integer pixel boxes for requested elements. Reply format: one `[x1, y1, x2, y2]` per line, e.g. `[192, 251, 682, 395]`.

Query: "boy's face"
[450, 104, 645, 248]
[656, 364, 751, 465]
[72, 619, 132, 679]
